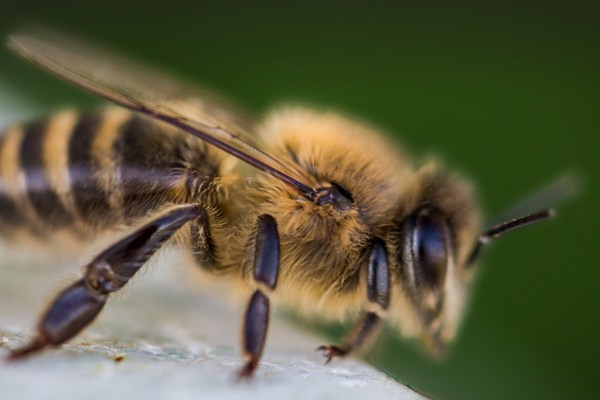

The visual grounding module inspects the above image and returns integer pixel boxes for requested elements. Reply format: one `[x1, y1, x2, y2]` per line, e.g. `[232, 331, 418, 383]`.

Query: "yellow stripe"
[43, 110, 80, 219]
[92, 107, 131, 215]
[0, 124, 44, 236]
[0, 125, 23, 199]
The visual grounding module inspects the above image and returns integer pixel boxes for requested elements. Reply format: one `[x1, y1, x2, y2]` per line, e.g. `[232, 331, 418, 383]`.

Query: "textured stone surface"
[0, 251, 427, 400]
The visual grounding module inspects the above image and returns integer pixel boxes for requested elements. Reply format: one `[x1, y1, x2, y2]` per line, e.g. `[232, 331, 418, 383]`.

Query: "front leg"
[8, 204, 205, 359]
[238, 214, 280, 379]
[318, 239, 389, 363]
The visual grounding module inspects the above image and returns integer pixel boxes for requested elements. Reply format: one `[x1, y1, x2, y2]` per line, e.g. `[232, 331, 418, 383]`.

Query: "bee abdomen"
[0, 111, 79, 237]
[0, 108, 222, 240]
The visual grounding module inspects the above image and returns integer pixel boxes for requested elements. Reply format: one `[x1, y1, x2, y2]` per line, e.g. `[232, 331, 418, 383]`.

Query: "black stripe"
[68, 112, 119, 229]
[20, 118, 74, 228]
[0, 194, 26, 226]
[117, 115, 184, 219]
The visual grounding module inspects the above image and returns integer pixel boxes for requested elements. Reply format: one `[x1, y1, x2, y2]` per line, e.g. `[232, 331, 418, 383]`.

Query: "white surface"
[0, 254, 427, 400]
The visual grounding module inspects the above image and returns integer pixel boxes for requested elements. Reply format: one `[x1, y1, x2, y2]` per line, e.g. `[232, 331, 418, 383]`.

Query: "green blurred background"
[0, 1, 597, 399]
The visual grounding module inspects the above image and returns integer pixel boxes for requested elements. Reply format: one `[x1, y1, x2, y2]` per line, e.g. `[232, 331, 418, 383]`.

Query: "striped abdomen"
[0, 108, 222, 241]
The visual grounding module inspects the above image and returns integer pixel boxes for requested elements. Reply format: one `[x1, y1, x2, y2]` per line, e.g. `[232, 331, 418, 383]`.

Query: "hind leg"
[8, 204, 207, 359]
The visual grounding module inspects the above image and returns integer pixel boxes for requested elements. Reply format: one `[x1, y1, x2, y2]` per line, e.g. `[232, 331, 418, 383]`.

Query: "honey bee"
[1, 31, 568, 378]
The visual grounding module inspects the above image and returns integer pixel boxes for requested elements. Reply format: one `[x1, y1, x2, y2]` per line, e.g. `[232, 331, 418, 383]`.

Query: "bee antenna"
[466, 174, 579, 266]
[482, 208, 556, 239]
[467, 209, 554, 265]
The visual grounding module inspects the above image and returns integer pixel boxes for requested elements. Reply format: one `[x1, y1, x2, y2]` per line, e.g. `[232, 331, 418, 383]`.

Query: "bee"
[1, 31, 568, 378]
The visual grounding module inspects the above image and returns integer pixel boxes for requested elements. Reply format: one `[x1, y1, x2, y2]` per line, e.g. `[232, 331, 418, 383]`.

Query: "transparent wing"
[8, 31, 315, 197]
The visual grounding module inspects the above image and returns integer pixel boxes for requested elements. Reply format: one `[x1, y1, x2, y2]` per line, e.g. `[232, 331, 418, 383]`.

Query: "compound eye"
[405, 210, 449, 291]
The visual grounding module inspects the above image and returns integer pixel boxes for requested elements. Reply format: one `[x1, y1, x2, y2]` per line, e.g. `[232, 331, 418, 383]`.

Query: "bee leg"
[318, 239, 389, 363]
[8, 204, 204, 360]
[238, 215, 280, 379]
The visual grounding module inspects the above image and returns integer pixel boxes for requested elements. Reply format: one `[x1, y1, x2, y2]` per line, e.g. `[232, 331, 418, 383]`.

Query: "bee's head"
[391, 166, 563, 356]
[390, 165, 481, 356]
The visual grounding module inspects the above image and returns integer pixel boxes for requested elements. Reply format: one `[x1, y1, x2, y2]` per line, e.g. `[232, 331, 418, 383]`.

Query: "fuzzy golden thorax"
[230, 108, 405, 313]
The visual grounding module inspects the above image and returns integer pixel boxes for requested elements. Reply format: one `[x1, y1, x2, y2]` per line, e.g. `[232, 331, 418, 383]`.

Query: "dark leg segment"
[318, 239, 390, 363]
[9, 204, 204, 359]
[238, 290, 270, 378]
[238, 214, 280, 379]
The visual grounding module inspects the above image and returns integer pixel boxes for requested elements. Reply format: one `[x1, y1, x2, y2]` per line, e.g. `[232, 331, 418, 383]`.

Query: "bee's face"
[390, 167, 480, 355]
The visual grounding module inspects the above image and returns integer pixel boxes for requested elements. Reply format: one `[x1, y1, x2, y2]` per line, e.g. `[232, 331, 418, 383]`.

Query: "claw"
[316, 344, 348, 364]
[6, 336, 49, 362]
[236, 358, 258, 381]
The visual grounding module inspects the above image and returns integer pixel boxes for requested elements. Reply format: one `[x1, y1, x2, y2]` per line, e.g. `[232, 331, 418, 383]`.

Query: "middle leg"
[318, 239, 390, 363]
[238, 214, 280, 379]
